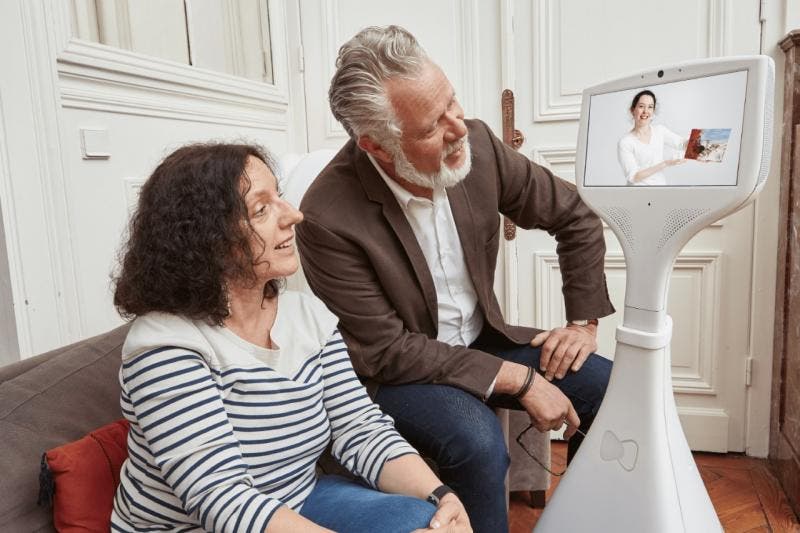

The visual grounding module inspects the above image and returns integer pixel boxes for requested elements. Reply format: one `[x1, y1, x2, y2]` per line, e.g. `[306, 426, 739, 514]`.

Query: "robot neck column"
[623, 305, 669, 335]
[621, 254, 673, 334]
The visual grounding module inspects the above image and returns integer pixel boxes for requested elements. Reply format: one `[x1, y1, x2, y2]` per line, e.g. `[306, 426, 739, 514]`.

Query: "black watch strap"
[426, 484, 455, 506]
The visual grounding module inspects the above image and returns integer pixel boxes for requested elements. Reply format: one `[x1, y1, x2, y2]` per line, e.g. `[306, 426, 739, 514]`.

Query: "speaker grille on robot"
[657, 208, 710, 250]
[756, 60, 775, 189]
[601, 207, 635, 251]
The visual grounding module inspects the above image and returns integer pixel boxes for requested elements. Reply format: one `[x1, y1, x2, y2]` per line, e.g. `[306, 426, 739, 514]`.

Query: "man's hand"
[518, 373, 580, 439]
[530, 323, 598, 381]
[493, 361, 580, 437]
[413, 493, 472, 532]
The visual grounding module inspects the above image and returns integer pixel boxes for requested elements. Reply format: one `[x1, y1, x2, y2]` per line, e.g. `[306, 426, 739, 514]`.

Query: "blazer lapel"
[447, 182, 482, 287]
[353, 150, 439, 329]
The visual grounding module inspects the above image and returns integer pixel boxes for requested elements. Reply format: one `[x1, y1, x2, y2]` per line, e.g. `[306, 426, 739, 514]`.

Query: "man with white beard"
[297, 25, 615, 532]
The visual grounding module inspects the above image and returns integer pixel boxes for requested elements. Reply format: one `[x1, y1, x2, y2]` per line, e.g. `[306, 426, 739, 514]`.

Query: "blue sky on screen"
[701, 128, 732, 142]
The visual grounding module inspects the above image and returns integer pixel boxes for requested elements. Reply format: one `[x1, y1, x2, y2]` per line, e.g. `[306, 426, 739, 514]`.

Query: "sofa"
[0, 324, 130, 531]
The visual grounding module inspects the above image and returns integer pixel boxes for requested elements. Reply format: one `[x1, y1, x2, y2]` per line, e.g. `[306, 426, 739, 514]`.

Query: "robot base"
[534, 317, 721, 532]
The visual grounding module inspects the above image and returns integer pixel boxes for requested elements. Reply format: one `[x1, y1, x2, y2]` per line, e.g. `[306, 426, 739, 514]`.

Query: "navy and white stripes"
[111, 293, 416, 532]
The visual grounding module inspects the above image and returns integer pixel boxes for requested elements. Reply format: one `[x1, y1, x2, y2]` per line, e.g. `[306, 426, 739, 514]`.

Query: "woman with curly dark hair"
[110, 143, 471, 533]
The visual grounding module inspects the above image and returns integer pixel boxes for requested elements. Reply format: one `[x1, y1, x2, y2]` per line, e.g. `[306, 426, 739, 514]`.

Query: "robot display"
[535, 56, 774, 532]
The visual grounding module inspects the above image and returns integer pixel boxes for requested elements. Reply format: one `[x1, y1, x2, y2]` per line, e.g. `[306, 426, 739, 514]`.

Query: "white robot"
[535, 56, 774, 532]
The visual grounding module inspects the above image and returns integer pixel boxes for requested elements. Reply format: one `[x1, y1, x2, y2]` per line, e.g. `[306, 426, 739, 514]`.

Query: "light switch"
[80, 128, 110, 159]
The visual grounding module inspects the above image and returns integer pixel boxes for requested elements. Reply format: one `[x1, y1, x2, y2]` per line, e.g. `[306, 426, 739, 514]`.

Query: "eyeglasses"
[515, 423, 587, 477]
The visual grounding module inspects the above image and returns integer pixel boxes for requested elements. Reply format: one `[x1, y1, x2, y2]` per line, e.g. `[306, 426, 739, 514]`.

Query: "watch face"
[571, 320, 589, 326]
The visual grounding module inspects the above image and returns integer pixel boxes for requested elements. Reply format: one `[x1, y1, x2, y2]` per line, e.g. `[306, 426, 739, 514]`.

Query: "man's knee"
[375, 384, 510, 480]
[443, 413, 510, 480]
[583, 353, 612, 404]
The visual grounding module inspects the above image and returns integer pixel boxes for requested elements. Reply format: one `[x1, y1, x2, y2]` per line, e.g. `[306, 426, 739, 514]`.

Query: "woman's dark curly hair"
[113, 142, 282, 325]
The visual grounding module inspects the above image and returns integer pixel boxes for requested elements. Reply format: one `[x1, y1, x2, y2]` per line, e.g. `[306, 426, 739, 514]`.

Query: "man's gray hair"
[329, 25, 428, 141]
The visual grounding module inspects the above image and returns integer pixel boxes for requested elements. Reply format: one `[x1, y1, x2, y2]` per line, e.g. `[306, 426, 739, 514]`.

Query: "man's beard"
[386, 135, 472, 189]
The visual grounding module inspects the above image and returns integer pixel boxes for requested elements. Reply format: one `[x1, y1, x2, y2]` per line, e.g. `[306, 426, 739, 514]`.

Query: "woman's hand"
[632, 158, 686, 182]
[413, 493, 472, 532]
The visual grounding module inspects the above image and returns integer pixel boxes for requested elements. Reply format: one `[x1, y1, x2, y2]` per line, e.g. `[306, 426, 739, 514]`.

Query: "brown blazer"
[297, 119, 614, 397]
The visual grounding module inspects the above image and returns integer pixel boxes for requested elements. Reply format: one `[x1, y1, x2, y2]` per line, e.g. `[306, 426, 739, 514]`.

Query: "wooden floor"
[509, 442, 800, 533]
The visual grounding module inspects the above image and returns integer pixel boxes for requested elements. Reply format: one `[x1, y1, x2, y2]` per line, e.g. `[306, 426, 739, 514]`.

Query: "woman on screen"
[617, 90, 686, 186]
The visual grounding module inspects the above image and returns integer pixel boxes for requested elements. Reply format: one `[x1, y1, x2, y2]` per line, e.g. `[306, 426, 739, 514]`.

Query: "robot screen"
[583, 70, 747, 188]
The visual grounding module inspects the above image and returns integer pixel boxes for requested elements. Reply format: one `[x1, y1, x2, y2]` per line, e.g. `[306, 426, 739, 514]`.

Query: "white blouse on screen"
[617, 124, 686, 186]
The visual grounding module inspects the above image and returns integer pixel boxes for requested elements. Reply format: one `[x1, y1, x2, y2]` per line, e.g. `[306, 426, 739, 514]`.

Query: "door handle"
[511, 129, 525, 150]
[501, 89, 521, 241]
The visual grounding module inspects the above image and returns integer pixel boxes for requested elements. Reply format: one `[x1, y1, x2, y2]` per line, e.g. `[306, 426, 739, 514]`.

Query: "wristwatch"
[426, 484, 455, 506]
[568, 318, 598, 327]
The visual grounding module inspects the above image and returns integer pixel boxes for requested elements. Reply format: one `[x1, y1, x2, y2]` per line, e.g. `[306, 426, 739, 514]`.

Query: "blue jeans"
[299, 475, 436, 532]
[373, 333, 612, 533]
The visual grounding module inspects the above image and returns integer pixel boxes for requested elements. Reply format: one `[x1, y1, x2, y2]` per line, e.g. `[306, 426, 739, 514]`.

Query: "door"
[509, 0, 762, 452]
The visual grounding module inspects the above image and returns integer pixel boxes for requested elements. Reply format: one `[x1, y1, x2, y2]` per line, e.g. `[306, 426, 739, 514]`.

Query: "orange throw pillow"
[42, 419, 130, 532]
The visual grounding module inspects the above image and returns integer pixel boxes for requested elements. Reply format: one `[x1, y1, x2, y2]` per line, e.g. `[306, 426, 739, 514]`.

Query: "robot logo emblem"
[600, 430, 639, 472]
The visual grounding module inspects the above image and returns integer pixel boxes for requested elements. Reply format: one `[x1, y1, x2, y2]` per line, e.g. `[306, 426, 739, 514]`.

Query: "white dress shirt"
[368, 154, 484, 347]
[617, 124, 686, 186]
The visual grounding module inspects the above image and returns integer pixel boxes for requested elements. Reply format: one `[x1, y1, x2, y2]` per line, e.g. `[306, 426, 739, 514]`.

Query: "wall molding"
[320, 0, 345, 141]
[25, 2, 84, 338]
[57, 41, 289, 128]
[57, 42, 288, 101]
[57, 0, 292, 130]
[502, 237, 519, 325]
[678, 406, 729, 452]
[499, 0, 515, 91]
[123, 177, 145, 213]
[0, 89, 25, 358]
[531, 145, 577, 182]
[532, 250, 723, 394]
[668, 252, 723, 394]
[531, 146, 576, 165]
[497, 0, 517, 327]
[532, 0, 732, 122]
[12, 0, 84, 355]
[457, 0, 481, 118]
[532, 0, 576, 122]
[59, 73, 288, 130]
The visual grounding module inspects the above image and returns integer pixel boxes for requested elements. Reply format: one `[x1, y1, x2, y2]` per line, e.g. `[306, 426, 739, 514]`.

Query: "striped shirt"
[111, 291, 416, 532]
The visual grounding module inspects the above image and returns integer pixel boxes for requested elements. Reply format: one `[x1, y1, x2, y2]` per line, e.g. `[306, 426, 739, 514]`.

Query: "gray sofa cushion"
[0, 324, 130, 532]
